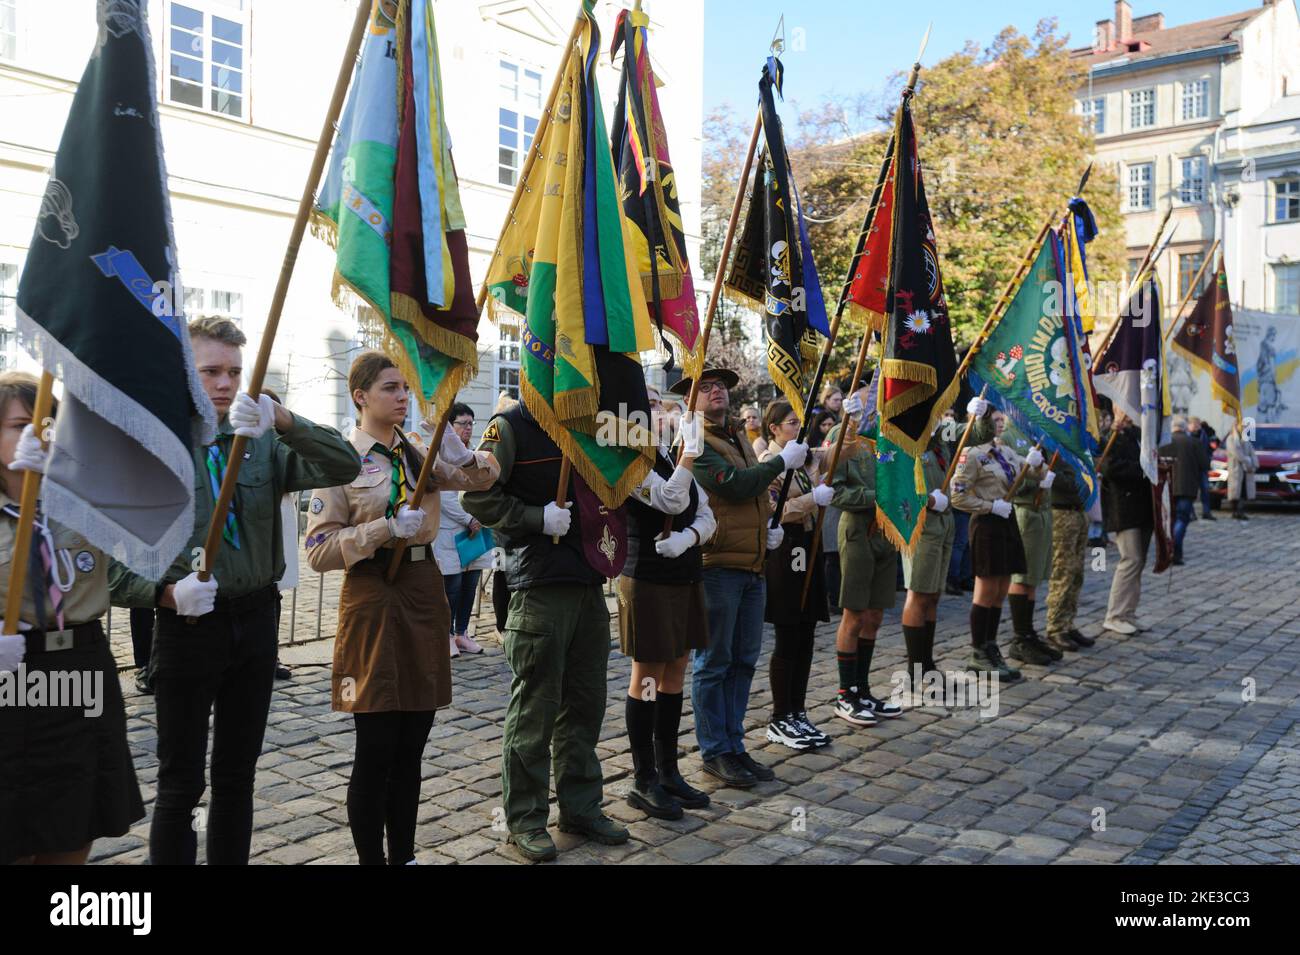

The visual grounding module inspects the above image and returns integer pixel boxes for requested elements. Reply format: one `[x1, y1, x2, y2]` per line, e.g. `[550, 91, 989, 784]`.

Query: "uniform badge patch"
[74, 550, 96, 573]
[310, 497, 324, 514]
[480, 419, 502, 445]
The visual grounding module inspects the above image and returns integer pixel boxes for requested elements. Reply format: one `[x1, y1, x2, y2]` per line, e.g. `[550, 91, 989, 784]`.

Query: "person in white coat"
[1225, 419, 1258, 521]
[436, 403, 493, 656]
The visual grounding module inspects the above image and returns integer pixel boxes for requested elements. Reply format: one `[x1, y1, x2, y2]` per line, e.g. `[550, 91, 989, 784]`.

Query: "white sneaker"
[449, 634, 461, 658]
[766, 716, 814, 750]
[1103, 618, 1137, 635]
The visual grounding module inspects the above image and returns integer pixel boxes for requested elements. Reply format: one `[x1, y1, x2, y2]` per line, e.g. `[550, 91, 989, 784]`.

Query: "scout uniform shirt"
[304, 426, 499, 572]
[827, 422, 896, 558]
[0, 495, 108, 628]
[109, 411, 361, 605]
[950, 438, 1045, 514]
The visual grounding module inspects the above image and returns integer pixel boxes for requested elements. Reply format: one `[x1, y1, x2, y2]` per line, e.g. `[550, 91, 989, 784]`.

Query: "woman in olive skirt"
[0, 371, 144, 864]
[757, 401, 833, 750]
[619, 414, 715, 819]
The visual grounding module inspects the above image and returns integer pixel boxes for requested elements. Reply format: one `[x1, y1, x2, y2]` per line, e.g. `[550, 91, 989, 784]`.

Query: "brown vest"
[701, 422, 771, 573]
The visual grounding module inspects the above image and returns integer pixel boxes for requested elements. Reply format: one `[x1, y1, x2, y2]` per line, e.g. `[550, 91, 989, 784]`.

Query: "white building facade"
[0, 0, 704, 439]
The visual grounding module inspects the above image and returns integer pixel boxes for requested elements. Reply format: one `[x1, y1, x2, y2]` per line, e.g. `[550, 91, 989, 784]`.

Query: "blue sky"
[703, 1, 1296, 133]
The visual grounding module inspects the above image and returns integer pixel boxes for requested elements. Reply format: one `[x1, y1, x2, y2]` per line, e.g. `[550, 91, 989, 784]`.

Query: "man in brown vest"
[670, 367, 807, 788]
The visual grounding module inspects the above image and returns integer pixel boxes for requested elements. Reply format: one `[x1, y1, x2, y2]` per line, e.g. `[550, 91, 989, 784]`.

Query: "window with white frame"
[1181, 79, 1209, 121]
[498, 59, 542, 187]
[0, 0, 17, 61]
[1275, 264, 1300, 315]
[1275, 178, 1300, 223]
[166, 1, 247, 119]
[1129, 87, 1155, 129]
[497, 314, 521, 399]
[1079, 96, 1105, 134]
[1179, 156, 1206, 204]
[0, 262, 19, 370]
[1127, 162, 1153, 211]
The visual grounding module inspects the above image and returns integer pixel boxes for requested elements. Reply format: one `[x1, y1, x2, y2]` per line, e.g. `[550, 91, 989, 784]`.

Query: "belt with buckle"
[371, 544, 432, 566]
[23, 621, 103, 654]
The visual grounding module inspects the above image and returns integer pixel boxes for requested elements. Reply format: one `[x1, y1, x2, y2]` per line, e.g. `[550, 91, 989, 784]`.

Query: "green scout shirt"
[460, 414, 546, 538]
[108, 411, 360, 605]
[827, 423, 897, 558]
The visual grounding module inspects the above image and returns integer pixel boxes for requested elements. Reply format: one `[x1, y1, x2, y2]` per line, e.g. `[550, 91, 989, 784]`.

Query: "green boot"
[969, 641, 1022, 682]
[507, 828, 558, 863]
[557, 812, 630, 845]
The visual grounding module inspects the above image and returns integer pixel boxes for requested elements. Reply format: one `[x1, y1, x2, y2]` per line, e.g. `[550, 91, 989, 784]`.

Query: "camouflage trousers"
[1046, 508, 1089, 637]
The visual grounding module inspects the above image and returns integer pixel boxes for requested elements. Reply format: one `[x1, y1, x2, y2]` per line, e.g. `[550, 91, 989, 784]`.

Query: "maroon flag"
[1170, 257, 1241, 421]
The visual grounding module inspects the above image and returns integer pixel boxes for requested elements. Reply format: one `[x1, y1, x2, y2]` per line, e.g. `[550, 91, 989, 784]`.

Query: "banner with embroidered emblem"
[1171, 256, 1240, 422]
[14, 0, 216, 578]
[571, 472, 628, 578]
[484, 0, 655, 509]
[724, 56, 830, 420]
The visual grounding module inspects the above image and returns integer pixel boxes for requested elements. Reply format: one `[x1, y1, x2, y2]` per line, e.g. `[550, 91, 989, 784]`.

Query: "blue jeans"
[1199, 472, 1212, 516]
[693, 568, 766, 761]
[442, 569, 482, 635]
[948, 509, 971, 585]
[1172, 496, 1194, 560]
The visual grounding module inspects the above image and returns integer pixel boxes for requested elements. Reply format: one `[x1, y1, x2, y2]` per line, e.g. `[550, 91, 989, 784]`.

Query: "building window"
[0, 0, 16, 61]
[1277, 264, 1300, 315]
[166, 2, 246, 119]
[1127, 163, 1153, 211]
[1079, 96, 1105, 135]
[0, 262, 18, 369]
[1179, 156, 1206, 204]
[1275, 178, 1300, 223]
[184, 286, 244, 324]
[498, 59, 541, 187]
[1181, 79, 1209, 121]
[1126, 257, 1143, 288]
[497, 314, 521, 399]
[1178, 251, 1210, 302]
[1129, 88, 1155, 129]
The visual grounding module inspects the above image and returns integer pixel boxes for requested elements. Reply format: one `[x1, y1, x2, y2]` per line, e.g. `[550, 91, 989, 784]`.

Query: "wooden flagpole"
[3, 371, 55, 631]
[195, 0, 372, 590]
[1162, 239, 1220, 344]
[1004, 440, 1045, 502]
[938, 383, 988, 496]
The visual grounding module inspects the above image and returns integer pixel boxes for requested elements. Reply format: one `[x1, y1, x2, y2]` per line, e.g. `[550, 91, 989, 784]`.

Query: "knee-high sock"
[625, 695, 658, 784]
[1008, 593, 1032, 636]
[856, 638, 876, 697]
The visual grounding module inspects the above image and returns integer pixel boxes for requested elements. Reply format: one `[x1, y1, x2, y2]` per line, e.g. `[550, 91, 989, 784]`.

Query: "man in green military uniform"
[461, 401, 630, 862]
[1044, 459, 1095, 652]
[1006, 444, 1061, 666]
[109, 316, 361, 865]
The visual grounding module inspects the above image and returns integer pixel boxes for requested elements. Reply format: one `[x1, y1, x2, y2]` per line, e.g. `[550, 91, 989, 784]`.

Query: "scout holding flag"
[467, 0, 658, 862]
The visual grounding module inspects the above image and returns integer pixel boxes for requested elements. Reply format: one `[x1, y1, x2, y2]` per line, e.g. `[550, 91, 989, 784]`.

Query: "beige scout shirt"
[950, 439, 1045, 515]
[304, 426, 499, 572]
[0, 492, 109, 628]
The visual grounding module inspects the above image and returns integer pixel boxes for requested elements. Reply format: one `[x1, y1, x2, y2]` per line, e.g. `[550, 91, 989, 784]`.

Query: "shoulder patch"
[958, 450, 969, 465]
[75, 550, 96, 573]
[481, 419, 502, 444]
[310, 497, 324, 514]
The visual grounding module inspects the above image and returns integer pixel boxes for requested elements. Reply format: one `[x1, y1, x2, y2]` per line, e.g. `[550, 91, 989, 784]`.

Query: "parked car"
[1208, 424, 1300, 505]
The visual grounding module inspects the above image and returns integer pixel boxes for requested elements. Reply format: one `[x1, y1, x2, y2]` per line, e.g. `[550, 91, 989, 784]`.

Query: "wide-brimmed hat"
[668, 365, 740, 397]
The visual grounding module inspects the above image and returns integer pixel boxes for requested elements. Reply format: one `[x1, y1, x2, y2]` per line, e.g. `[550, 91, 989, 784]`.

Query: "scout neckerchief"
[1, 503, 74, 631]
[370, 441, 409, 518]
[206, 437, 240, 550]
[988, 444, 1016, 483]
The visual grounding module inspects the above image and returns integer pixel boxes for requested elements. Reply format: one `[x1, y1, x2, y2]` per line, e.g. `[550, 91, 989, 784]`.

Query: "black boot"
[625, 697, 682, 820]
[653, 691, 710, 809]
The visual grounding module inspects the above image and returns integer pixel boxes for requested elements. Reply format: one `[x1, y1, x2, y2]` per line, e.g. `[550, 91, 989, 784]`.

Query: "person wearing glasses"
[435, 403, 491, 657]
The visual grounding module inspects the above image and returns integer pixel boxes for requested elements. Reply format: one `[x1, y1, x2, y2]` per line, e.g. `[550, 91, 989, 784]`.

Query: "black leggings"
[770, 621, 816, 718]
[347, 711, 435, 865]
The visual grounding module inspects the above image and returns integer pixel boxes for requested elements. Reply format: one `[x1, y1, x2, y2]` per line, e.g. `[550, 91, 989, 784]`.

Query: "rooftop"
[1070, 2, 1265, 68]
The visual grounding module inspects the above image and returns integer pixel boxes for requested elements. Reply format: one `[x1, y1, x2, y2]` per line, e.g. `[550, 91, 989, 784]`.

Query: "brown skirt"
[970, 512, 1027, 578]
[617, 576, 709, 663]
[332, 555, 451, 713]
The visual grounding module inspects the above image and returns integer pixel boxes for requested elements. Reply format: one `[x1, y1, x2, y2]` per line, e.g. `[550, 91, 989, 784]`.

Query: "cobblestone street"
[94, 508, 1300, 865]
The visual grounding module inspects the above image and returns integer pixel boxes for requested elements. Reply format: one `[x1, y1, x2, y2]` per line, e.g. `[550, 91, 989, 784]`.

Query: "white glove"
[172, 572, 219, 617]
[654, 529, 694, 560]
[229, 392, 275, 439]
[387, 504, 426, 539]
[438, 424, 475, 467]
[765, 524, 784, 550]
[1025, 447, 1044, 469]
[779, 440, 809, 471]
[679, 413, 703, 457]
[811, 482, 834, 507]
[843, 394, 864, 416]
[966, 396, 989, 418]
[0, 634, 24, 673]
[1040, 470, 1056, 489]
[990, 499, 1013, 519]
[929, 489, 949, 512]
[11, 423, 48, 474]
[542, 501, 572, 537]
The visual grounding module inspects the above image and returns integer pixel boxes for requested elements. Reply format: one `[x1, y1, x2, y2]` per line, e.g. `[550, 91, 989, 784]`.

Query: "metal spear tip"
[916, 22, 933, 63]
[770, 13, 785, 54]
[1075, 161, 1093, 196]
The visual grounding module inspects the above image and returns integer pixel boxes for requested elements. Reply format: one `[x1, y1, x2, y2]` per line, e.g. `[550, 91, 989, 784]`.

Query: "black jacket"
[1100, 425, 1153, 533]
[1159, 431, 1209, 499]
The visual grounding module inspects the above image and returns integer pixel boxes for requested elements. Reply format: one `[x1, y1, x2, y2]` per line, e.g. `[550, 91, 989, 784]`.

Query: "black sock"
[969, 604, 989, 648]
[653, 690, 684, 748]
[902, 624, 927, 679]
[1008, 593, 1031, 636]
[989, 604, 1004, 645]
[923, 620, 938, 670]
[790, 632, 815, 714]
[625, 695, 657, 783]
[837, 650, 858, 696]
[769, 653, 791, 720]
[856, 639, 876, 697]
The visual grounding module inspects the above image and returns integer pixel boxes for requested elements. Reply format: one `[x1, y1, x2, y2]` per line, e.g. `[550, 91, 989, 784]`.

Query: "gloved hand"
[11, 423, 48, 474]
[173, 572, 219, 617]
[387, 504, 425, 539]
[1040, 470, 1056, 489]
[229, 392, 275, 439]
[438, 424, 475, 467]
[843, 394, 864, 416]
[542, 501, 571, 537]
[929, 489, 949, 513]
[1025, 447, 1044, 469]
[0, 633, 24, 673]
[679, 413, 703, 457]
[654, 529, 695, 559]
[811, 482, 834, 507]
[966, 396, 989, 418]
[990, 499, 1013, 519]
[778, 440, 809, 471]
[765, 524, 784, 550]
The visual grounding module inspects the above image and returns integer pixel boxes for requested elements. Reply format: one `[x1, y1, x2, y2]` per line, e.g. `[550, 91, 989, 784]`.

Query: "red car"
[1208, 424, 1300, 504]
